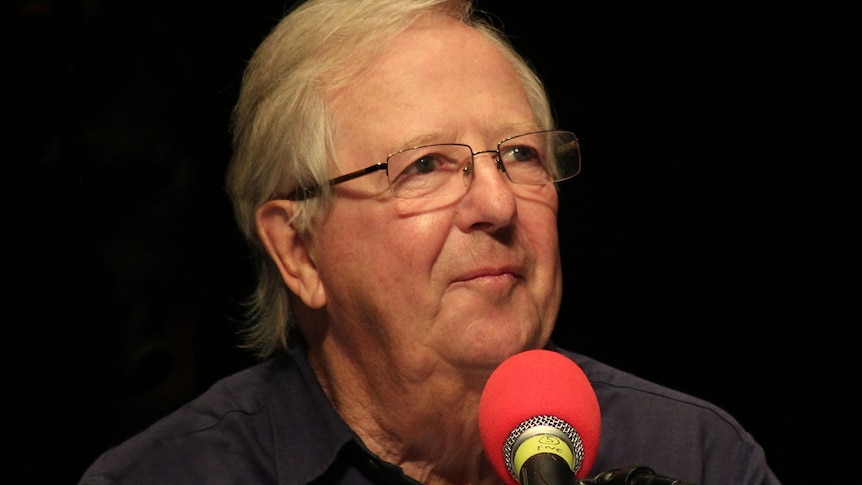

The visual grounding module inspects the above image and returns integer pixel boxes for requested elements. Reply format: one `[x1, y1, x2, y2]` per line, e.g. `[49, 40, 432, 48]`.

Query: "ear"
[255, 200, 327, 309]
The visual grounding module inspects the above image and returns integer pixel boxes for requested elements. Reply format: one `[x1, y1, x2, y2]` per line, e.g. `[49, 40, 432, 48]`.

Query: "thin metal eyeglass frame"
[280, 129, 579, 201]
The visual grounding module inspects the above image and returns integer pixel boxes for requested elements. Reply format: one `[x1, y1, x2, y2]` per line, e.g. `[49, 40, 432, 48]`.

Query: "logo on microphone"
[536, 435, 566, 454]
[538, 436, 562, 446]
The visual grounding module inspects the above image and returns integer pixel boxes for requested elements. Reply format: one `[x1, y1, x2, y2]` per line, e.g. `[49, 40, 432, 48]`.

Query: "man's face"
[308, 16, 563, 375]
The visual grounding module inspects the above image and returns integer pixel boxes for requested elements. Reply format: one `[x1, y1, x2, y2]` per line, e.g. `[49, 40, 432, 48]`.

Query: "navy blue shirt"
[79, 342, 780, 484]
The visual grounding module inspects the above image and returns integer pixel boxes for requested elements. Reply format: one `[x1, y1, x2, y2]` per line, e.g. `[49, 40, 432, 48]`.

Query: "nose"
[456, 149, 517, 231]
[465, 149, 506, 178]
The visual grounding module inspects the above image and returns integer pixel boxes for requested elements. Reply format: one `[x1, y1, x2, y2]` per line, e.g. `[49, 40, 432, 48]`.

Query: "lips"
[453, 265, 522, 283]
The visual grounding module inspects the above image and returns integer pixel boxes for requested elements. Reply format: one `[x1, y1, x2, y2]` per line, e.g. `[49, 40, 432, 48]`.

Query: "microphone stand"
[577, 466, 697, 485]
[519, 453, 579, 484]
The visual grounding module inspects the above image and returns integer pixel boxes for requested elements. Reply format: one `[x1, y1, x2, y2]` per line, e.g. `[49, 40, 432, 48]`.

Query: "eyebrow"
[390, 132, 456, 153]
[390, 123, 543, 153]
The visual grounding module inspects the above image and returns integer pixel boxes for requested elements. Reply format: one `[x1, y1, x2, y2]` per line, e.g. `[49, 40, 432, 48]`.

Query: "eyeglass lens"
[385, 130, 580, 199]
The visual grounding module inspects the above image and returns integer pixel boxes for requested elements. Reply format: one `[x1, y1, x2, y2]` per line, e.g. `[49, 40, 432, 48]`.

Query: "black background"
[9, 1, 856, 483]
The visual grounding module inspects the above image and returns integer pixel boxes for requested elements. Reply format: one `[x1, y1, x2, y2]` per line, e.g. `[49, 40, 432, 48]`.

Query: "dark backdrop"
[9, 1, 856, 483]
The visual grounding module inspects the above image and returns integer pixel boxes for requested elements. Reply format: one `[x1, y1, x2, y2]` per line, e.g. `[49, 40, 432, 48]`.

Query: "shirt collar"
[268, 339, 358, 484]
[269, 338, 422, 484]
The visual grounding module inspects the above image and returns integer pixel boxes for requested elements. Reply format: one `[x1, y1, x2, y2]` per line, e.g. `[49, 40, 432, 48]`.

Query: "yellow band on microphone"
[512, 434, 575, 478]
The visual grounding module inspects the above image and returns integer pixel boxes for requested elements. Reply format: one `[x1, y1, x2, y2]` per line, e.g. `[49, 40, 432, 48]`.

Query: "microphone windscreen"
[479, 349, 601, 484]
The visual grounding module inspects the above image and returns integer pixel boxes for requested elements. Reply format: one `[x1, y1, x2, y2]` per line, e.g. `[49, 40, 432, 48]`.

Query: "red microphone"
[479, 349, 601, 485]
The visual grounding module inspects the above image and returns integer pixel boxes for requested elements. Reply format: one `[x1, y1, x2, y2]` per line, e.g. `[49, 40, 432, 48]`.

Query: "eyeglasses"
[282, 130, 581, 200]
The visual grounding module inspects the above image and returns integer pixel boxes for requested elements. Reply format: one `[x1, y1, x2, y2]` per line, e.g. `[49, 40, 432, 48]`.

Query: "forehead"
[328, 15, 536, 161]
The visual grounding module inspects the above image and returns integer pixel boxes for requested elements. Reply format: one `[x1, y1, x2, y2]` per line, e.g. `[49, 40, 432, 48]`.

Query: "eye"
[405, 154, 442, 175]
[387, 144, 469, 198]
[391, 145, 465, 179]
[503, 144, 541, 164]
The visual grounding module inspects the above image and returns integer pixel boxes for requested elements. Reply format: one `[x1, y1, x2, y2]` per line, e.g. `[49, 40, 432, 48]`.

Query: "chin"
[448, 333, 545, 372]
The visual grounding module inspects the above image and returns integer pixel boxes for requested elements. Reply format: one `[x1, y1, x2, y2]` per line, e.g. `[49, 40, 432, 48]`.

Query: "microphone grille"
[503, 414, 585, 479]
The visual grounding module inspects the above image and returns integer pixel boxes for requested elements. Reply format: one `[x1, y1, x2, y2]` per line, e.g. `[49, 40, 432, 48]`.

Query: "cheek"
[318, 202, 451, 282]
[383, 214, 453, 278]
[535, 215, 560, 255]
[521, 194, 561, 249]
[523, 199, 564, 295]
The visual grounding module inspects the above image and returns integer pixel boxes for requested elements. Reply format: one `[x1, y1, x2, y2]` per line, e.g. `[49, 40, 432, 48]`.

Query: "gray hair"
[225, 0, 555, 359]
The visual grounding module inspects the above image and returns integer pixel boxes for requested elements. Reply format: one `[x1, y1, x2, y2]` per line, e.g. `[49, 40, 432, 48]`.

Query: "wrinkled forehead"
[326, 15, 534, 155]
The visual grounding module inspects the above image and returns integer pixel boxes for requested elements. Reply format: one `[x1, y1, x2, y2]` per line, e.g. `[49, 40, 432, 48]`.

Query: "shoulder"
[78, 358, 291, 484]
[557, 347, 744, 432]
[552, 347, 780, 485]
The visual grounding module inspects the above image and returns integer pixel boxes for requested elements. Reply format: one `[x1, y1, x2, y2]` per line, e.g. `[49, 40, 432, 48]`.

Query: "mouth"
[453, 266, 522, 285]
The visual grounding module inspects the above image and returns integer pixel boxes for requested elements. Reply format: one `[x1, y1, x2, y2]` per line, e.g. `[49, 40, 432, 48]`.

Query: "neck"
[307, 340, 505, 485]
